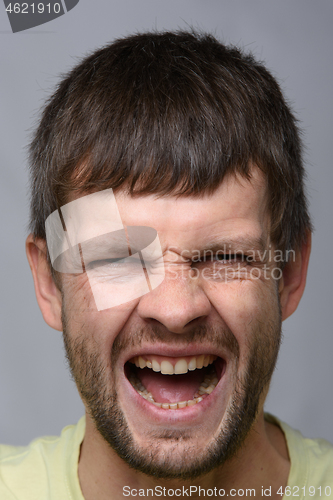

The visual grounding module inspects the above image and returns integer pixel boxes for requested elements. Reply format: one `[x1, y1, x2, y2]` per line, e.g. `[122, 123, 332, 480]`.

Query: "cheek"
[205, 279, 280, 346]
[61, 274, 140, 348]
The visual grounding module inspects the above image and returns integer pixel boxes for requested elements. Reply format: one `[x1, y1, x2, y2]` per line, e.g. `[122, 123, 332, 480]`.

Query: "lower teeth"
[129, 367, 218, 410]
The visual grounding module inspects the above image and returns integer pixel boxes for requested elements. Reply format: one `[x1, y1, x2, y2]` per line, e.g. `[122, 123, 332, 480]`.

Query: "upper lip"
[122, 345, 230, 367]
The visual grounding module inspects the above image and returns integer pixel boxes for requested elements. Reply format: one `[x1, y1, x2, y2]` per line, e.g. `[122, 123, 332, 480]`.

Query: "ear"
[26, 234, 63, 331]
[279, 231, 311, 321]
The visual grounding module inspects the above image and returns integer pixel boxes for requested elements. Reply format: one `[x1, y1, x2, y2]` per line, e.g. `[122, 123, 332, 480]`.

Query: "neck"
[78, 411, 290, 500]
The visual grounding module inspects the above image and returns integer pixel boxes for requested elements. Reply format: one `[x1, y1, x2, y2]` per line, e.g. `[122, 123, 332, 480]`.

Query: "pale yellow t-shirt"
[0, 414, 333, 499]
[0, 417, 85, 500]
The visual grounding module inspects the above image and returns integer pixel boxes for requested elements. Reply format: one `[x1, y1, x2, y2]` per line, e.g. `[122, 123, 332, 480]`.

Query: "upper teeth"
[129, 355, 217, 375]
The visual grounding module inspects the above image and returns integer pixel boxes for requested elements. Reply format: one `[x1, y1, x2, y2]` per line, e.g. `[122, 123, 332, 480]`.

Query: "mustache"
[111, 323, 240, 364]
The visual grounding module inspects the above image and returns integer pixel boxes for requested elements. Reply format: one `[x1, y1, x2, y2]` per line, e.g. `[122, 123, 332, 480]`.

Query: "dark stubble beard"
[62, 304, 281, 480]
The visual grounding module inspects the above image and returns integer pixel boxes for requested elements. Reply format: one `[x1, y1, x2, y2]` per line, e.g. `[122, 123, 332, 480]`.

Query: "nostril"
[141, 311, 210, 335]
[184, 315, 209, 329]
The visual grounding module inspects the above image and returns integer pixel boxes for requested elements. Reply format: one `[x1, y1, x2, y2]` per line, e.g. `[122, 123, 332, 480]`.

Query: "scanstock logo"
[3, 0, 79, 33]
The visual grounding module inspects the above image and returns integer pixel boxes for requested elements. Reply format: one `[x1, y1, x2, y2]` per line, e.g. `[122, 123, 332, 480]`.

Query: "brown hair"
[28, 30, 311, 254]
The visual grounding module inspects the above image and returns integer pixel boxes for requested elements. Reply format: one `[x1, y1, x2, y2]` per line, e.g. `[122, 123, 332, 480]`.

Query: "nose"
[137, 272, 212, 334]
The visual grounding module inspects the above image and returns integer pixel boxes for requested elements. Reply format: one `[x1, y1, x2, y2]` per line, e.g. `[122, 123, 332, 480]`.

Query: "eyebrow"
[80, 234, 130, 260]
[78, 228, 155, 259]
[194, 235, 268, 254]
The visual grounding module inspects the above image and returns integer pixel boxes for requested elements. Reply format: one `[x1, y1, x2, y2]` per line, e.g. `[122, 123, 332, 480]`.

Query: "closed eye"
[195, 253, 249, 264]
[86, 258, 141, 270]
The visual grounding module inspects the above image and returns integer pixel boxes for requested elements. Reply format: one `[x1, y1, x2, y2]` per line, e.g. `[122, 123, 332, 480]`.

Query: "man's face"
[60, 169, 282, 479]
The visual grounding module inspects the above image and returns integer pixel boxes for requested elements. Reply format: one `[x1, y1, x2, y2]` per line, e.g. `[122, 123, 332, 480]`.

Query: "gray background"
[0, 0, 332, 446]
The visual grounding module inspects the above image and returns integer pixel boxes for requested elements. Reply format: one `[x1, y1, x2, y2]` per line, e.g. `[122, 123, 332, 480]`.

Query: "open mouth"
[125, 355, 225, 410]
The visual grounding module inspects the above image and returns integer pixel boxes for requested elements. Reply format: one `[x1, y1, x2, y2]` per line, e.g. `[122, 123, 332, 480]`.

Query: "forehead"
[114, 169, 269, 246]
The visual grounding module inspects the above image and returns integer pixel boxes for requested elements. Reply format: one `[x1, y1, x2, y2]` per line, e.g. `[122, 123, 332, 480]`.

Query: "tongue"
[138, 368, 204, 403]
